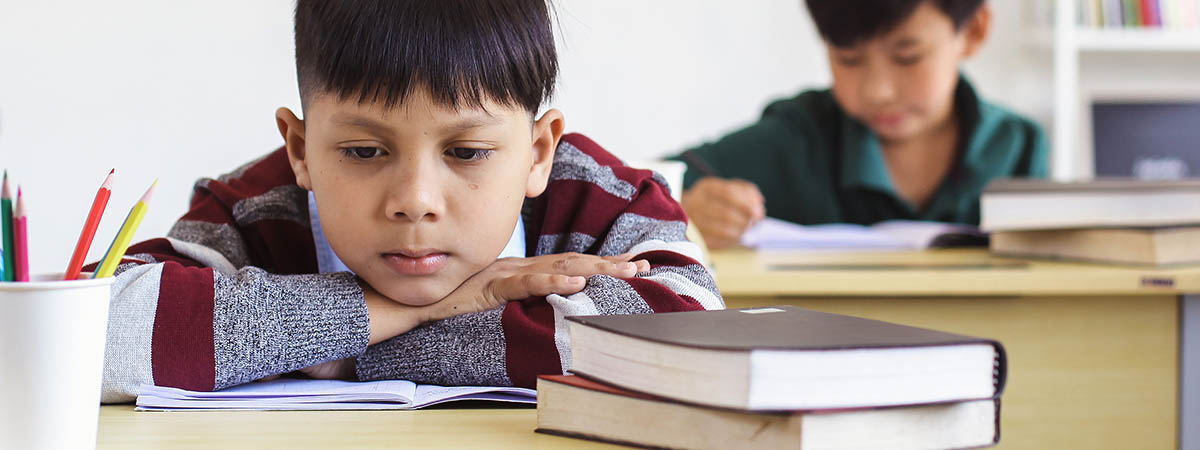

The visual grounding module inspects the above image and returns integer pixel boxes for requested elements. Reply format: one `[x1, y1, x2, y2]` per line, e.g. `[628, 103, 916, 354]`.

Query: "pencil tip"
[140, 179, 158, 204]
[109, 168, 115, 174]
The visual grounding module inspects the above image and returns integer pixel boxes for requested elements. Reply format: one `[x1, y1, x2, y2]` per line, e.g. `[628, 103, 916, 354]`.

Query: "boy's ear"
[525, 108, 565, 198]
[275, 107, 312, 191]
[961, 3, 992, 59]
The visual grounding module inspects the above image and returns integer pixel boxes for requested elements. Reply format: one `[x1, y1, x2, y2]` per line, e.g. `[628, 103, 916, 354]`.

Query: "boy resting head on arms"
[98, 0, 721, 402]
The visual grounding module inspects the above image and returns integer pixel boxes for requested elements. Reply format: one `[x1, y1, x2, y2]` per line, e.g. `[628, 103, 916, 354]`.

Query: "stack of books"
[536, 306, 1007, 449]
[981, 178, 1200, 265]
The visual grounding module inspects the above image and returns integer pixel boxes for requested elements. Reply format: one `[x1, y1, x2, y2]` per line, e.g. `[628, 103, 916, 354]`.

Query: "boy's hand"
[681, 177, 766, 249]
[418, 252, 651, 323]
[298, 357, 356, 380]
[361, 253, 650, 345]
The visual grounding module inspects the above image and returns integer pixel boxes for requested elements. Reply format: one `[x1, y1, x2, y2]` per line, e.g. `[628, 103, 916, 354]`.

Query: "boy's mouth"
[381, 250, 449, 276]
[869, 112, 906, 129]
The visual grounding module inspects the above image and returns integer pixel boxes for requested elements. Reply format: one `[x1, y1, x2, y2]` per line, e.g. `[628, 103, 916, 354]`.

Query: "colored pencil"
[93, 180, 156, 278]
[64, 169, 114, 280]
[14, 187, 27, 282]
[1, 171, 13, 281]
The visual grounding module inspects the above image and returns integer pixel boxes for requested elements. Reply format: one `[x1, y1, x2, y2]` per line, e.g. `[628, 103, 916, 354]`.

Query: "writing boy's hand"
[681, 177, 766, 249]
[418, 252, 650, 323]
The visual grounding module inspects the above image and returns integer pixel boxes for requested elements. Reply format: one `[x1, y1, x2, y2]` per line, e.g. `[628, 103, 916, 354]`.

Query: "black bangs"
[294, 0, 558, 113]
[804, 0, 985, 48]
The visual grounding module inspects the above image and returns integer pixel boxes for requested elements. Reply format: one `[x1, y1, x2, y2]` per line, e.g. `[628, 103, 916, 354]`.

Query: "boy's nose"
[386, 166, 444, 223]
[860, 66, 897, 106]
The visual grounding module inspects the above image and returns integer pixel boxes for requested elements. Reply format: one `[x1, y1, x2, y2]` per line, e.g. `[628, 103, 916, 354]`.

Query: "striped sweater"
[100, 133, 723, 403]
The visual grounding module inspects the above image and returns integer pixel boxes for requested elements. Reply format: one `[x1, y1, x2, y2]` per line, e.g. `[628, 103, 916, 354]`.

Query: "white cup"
[0, 273, 114, 450]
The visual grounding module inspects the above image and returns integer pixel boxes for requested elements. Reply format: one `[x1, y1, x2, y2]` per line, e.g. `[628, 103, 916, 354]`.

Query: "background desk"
[98, 405, 611, 449]
[711, 248, 1199, 450]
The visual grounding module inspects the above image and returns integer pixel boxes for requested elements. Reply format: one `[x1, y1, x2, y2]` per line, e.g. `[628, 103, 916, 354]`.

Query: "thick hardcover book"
[566, 306, 1006, 411]
[980, 178, 1200, 231]
[536, 375, 1000, 450]
[991, 226, 1200, 266]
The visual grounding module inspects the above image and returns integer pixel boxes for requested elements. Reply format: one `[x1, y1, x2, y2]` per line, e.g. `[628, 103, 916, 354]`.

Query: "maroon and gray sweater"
[99, 133, 723, 403]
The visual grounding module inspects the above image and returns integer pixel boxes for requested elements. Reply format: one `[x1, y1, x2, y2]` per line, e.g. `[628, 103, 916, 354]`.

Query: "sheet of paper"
[740, 217, 979, 250]
[135, 378, 536, 411]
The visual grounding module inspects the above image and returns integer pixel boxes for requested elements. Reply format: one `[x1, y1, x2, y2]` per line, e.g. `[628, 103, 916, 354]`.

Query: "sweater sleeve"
[355, 133, 722, 388]
[100, 155, 370, 403]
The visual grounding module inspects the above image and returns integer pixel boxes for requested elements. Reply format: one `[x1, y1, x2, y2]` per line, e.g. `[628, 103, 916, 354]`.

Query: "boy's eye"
[447, 147, 493, 162]
[343, 147, 384, 160]
[894, 54, 923, 66]
[834, 55, 863, 67]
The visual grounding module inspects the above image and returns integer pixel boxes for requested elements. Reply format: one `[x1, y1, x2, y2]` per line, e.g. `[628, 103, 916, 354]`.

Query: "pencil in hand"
[14, 187, 28, 282]
[93, 179, 156, 279]
[64, 169, 114, 280]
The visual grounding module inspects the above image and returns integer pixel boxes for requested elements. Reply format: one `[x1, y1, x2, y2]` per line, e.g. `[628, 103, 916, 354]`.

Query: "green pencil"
[2, 172, 14, 281]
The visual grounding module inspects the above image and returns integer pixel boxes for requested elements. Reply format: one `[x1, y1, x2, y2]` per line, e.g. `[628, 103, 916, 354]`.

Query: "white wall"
[0, 0, 1054, 274]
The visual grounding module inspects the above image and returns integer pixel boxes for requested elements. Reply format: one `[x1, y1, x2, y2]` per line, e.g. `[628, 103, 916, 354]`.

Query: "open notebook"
[741, 217, 986, 250]
[135, 378, 537, 411]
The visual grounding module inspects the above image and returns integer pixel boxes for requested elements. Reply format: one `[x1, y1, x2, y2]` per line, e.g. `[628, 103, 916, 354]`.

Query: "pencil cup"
[0, 273, 114, 450]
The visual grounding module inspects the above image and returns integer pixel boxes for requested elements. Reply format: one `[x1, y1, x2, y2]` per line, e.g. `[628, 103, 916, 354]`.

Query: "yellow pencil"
[93, 180, 157, 278]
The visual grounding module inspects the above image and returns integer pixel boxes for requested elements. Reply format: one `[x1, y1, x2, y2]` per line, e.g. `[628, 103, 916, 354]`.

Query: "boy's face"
[824, 2, 990, 143]
[277, 90, 562, 306]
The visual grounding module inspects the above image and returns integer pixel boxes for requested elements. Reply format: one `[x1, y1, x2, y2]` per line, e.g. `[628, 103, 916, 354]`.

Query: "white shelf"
[1075, 28, 1200, 51]
[1028, 28, 1200, 51]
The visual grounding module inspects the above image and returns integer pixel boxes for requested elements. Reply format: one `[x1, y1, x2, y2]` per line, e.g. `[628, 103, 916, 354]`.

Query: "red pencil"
[64, 169, 114, 281]
[14, 187, 28, 282]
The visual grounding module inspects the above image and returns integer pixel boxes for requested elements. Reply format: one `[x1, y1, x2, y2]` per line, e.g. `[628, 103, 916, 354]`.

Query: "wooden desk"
[98, 405, 611, 449]
[712, 248, 1199, 450]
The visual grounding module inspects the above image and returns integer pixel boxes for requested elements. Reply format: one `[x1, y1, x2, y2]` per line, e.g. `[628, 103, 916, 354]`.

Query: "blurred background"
[0, 0, 1196, 273]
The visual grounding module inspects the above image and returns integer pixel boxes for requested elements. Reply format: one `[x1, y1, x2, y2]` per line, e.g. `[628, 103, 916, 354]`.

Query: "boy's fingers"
[713, 207, 755, 233]
[545, 255, 639, 278]
[633, 259, 651, 272]
[496, 273, 586, 299]
[699, 223, 743, 249]
[734, 179, 766, 203]
[601, 252, 635, 262]
[710, 188, 763, 222]
[602, 255, 650, 274]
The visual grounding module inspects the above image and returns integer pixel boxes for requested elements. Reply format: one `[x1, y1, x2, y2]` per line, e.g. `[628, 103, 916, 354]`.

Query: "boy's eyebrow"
[330, 114, 393, 133]
[890, 37, 921, 50]
[440, 114, 504, 133]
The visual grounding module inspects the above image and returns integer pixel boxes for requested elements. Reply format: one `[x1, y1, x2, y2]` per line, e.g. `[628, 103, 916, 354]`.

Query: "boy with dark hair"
[99, 0, 720, 402]
[675, 0, 1046, 249]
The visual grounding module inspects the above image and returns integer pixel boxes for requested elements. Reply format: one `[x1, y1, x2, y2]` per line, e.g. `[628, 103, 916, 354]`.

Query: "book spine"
[1105, 0, 1125, 27]
[1125, 0, 1143, 26]
[1161, 0, 1175, 27]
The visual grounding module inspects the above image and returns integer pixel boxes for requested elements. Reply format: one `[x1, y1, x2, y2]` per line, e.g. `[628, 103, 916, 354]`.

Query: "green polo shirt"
[672, 76, 1047, 226]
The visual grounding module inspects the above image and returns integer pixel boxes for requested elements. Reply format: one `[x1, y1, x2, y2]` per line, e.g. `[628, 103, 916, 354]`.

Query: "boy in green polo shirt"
[674, 0, 1046, 249]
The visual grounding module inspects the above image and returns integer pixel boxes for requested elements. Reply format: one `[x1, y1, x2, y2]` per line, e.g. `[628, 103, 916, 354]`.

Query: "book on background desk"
[980, 177, 1200, 231]
[134, 378, 536, 411]
[741, 217, 987, 250]
[991, 226, 1200, 266]
[567, 306, 1006, 411]
[536, 375, 1000, 450]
